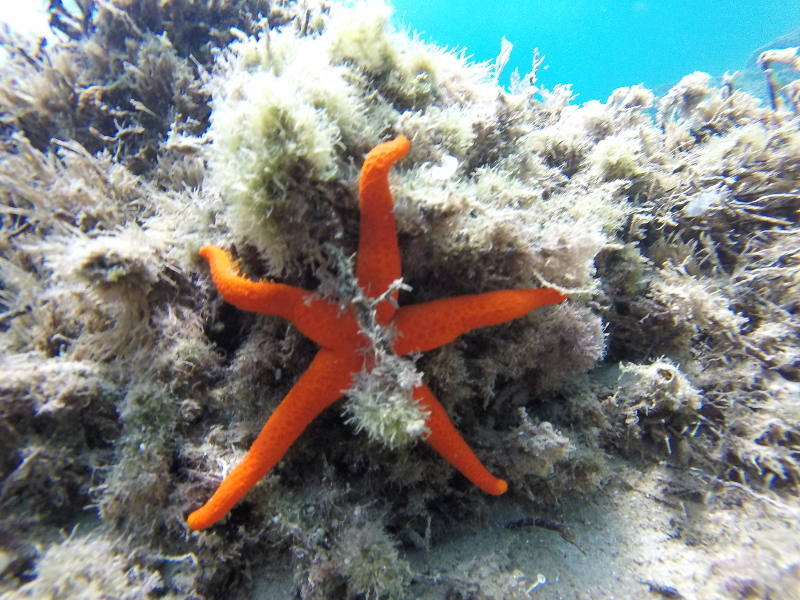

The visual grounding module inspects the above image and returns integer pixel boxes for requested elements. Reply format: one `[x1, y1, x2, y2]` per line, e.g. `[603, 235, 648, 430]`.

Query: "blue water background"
[391, 0, 800, 101]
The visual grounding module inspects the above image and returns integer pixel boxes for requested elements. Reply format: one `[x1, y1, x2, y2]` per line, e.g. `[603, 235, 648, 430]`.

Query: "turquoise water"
[391, 0, 800, 101]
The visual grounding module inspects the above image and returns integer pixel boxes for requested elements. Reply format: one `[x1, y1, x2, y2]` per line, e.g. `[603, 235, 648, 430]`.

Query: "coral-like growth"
[3, 534, 165, 599]
[506, 409, 572, 479]
[344, 352, 428, 449]
[94, 384, 176, 533]
[604, 360, 702, 463]
[336, 516, 411, 600]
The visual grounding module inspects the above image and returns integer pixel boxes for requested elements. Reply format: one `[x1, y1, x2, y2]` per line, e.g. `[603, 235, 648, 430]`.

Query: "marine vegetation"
[1, 1, 799, 598]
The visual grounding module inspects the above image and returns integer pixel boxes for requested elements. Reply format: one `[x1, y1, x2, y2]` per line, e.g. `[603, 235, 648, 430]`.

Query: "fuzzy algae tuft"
[2, 0, 800, 598]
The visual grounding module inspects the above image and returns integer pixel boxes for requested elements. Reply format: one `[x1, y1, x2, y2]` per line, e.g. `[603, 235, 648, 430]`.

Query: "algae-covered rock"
[2, 0, 800, 598]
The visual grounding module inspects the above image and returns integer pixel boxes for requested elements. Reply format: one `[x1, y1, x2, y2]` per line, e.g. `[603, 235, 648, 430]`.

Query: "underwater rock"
[1, 0, 799, 598]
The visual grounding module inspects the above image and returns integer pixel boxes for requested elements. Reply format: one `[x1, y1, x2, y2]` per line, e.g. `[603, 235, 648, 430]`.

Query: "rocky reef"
[1, 1, 799, 598]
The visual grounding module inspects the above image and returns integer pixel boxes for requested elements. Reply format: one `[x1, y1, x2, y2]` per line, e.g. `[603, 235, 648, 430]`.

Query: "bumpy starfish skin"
[187, 136, 568, 530]
[356, 135, 406, 324]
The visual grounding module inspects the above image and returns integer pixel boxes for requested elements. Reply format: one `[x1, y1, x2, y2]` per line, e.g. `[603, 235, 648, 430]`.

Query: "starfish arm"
[187, 349, 363, 530]
[355, 135, 410, 324]
[392, 288, 568, 355]
[415, 383, 507, 495]
[200, 245, 361, 350]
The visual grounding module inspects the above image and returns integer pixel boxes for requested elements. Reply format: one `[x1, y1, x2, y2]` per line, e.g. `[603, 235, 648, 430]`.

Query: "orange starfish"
[187, 136, 567, 530]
